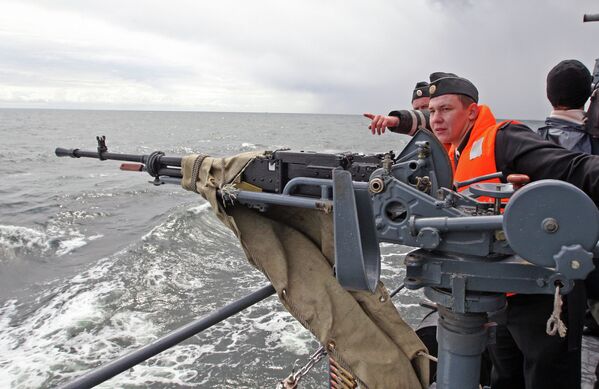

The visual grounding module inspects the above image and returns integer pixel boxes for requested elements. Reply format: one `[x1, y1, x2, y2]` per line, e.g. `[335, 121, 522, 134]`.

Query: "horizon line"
[0, 106, 544, 122]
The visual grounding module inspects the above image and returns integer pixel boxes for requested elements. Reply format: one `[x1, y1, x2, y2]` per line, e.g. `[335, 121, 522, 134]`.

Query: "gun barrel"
[55, 146, 183, 181]
[55, 147, 182, 167]
[584, 13, 599, 22]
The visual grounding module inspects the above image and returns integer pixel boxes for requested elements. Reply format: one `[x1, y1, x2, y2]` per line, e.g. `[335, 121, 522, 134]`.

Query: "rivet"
[327, 340, 336, 351]
[281, 288, 288, 299]
[379, 295, 387, 303]
[571, 260, 581, 270]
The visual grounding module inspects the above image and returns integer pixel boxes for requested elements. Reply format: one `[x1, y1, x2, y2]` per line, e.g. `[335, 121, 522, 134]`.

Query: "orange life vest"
[447, 105, 517, 202]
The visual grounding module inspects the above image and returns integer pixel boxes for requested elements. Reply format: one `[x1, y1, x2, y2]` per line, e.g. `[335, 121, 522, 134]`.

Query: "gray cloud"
[1, 0, 598, 118]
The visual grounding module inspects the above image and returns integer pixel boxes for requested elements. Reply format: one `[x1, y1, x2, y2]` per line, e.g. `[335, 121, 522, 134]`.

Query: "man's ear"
[467, 103, 479, 120]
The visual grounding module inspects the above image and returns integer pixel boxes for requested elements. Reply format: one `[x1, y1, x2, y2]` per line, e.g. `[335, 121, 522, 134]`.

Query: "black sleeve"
[495, 123, 599, 204]
[387, 109, 431, 135]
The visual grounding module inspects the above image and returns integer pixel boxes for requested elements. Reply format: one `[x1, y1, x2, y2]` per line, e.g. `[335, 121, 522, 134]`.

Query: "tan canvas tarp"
[181, 152, 429, 389]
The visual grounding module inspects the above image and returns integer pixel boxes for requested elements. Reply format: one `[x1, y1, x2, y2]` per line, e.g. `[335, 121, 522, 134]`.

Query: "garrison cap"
[412, 81, 430, 101]
[428, 72, 479, 103]
[547, 59, 592, 109]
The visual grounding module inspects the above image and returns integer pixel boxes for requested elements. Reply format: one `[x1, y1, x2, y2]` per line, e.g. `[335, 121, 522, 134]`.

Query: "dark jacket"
[536, 117, 593, 154]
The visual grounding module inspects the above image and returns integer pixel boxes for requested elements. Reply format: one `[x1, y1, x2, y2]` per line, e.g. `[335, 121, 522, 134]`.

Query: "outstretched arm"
[364, 109, 430, 137]
[363, 113, 400, 135]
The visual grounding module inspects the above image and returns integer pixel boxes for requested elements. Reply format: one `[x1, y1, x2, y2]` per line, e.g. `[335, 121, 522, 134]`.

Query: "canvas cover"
[181, 152, 429, 389]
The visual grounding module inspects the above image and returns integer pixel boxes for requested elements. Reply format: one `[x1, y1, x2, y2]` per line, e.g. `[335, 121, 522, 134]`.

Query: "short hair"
[458, 95, 476, 108]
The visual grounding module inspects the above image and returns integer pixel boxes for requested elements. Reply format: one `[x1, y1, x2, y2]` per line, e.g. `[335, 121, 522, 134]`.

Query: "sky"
[0, 0, 597, 119]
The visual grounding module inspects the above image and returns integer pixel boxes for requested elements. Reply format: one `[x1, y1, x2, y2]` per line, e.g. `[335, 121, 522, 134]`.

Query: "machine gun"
[56, 130, 599, 389]
[56, 135, 393, 195]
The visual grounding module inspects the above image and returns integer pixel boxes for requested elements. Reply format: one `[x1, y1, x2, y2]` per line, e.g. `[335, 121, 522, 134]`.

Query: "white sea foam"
[54, 209, 110, 221]
[141, 218, 176, 241]
[71, 257, 114, 283]
[0, 251, 169, 388]
[0, 284, 106, 387]
[141, 203, 230, 247]
[252, 310, 312, 355]
[97, 343, 211, 388]
[0, 223, 104, 260]
[0, 225, 50, 254]
[56, 236, 88, 256]
[396, 303, 423, 309]
[187, 202, 211, 214]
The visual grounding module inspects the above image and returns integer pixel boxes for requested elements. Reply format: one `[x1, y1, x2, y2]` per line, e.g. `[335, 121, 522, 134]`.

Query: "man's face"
[412, 96, 430, 111]
[428, 94, 477, 145]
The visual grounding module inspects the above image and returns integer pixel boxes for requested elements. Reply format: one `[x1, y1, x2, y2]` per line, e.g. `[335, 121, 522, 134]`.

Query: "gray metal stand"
[423, 287, 505, 389]
[435, 306, 491, 389]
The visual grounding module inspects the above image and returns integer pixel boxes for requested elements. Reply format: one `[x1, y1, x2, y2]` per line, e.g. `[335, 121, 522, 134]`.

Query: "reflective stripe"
[415, 109, 426, 128]
[408, 110, 418, 135]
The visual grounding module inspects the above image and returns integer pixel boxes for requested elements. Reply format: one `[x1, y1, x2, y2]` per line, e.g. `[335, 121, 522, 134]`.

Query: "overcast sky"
[0, 0, 597, 119]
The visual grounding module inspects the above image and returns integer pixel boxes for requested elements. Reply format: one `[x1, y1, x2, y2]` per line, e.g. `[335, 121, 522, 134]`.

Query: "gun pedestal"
[432, 301, 500, 389]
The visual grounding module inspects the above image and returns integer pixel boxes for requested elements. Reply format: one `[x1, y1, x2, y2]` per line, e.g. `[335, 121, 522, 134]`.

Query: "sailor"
[537, 59, 599, 388]
[411, 81, 431, 111]
[537, 59, 596, 153]
[364, 81, 431, 136]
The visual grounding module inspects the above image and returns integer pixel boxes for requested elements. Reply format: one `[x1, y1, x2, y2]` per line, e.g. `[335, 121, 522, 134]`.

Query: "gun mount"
[56, 130, 599, 389]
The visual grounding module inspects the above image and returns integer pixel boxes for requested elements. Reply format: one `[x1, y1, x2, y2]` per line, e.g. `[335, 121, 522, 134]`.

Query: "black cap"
[412, 81, 430, 101]
[428, 72, 479, 103]
[547, 59, 592, 109]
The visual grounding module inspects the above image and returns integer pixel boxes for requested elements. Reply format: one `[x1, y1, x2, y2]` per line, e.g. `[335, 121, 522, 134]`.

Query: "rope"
[220, 183, 239, 207]
[417, 350, 438, 363]
[190, 154, 207, 193]
[546, 284, 567, 338]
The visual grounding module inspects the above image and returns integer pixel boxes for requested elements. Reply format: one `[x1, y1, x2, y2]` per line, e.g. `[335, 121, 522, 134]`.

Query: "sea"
[0, 108, 584, 389]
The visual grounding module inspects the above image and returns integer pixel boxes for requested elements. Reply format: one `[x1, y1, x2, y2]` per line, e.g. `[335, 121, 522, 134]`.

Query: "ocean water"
[0, 109, 544, 388]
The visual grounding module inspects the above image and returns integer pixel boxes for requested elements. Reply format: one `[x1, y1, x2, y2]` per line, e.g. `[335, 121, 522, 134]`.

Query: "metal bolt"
[327, 340, 336, 351]
[281, 288, 288, 299]
[571, 260, 581, 270]
[379, 295, 387, 303]
[369, 177, 384, 194]
[542, 218, 559, 233]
